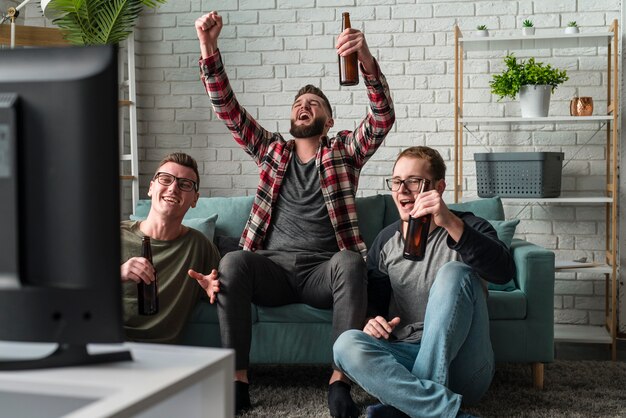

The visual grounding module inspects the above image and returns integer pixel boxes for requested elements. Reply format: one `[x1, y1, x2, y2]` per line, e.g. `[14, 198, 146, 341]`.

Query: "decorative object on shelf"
[475, 152, 564, 198]
[0, 0, 33, 48]
[42, 0, 166, 45]
[476, 24, 489, 37]
[564, 21, 579, 34]
[522, 19, 535, 35]
[490, 54, 568, 117]
[570, 96, 593, 116]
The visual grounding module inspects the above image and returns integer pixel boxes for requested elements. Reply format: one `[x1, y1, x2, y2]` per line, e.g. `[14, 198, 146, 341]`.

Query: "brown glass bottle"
[338, 12, 359, 86]
[138, 236, 158, 315]
[403, 180, 431, 261]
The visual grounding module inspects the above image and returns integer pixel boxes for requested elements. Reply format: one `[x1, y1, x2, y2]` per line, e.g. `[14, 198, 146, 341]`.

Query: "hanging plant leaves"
[46, 0, 166, 45]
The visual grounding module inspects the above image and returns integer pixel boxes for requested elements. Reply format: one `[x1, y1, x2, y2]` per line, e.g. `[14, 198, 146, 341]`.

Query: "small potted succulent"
[522, 19, 535, 36]
[564, 21, 579, 34]
[476, 24, 489, 37]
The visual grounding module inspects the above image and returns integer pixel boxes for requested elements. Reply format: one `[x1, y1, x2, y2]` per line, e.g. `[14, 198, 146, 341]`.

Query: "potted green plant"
[522, 19, 535, 36]
[490, 54, 569, 117]
[564, 21, 579, 34]
[476, 24, 489, 37]
[43, 0, 166, 45]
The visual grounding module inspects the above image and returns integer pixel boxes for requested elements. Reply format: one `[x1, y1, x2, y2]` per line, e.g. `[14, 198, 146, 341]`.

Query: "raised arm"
[196, 11, 277, 164]
[335, 29, 395, 167]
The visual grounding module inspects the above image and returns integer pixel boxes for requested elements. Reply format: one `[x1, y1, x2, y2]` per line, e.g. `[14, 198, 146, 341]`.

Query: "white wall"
[22, 0, 622, 329]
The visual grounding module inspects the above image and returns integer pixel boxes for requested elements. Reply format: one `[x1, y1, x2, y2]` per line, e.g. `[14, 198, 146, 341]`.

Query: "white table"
[0, 342, 234, 418]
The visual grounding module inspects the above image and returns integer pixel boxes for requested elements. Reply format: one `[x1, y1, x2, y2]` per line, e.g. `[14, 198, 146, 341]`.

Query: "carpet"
[239, 361, 626, 417]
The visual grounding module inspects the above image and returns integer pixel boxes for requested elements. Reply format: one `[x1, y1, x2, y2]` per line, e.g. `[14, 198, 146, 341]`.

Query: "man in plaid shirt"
[196, 11, 395, 417]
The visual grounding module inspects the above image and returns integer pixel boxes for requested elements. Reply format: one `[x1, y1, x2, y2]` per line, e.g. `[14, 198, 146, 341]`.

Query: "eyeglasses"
[385, 177, 431, 193]
[153, 172, 198, 192]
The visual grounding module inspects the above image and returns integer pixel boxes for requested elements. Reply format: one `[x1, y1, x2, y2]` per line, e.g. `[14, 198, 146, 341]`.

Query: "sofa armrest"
[510, 238, 555, 321]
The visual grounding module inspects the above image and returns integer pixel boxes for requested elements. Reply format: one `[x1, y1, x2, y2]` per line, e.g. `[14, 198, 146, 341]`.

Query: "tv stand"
[0, 343, 132, 371]
[0, 342, 234, 418]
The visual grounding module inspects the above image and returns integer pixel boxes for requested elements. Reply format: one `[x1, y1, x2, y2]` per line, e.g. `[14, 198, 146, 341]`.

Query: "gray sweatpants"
[217, 249, 367, 370]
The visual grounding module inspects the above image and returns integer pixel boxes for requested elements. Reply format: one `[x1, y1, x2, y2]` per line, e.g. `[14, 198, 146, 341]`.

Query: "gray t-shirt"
[263, 156, 339, 253]
[377, 226, 460, 342]
[367, 212, 515, 343]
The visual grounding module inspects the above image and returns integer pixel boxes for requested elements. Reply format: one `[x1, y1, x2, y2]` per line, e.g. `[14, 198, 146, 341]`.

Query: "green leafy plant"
[477, 24, 488, 31]
[522, 19, 534, 28]
[490, 54, 569, 100]
[46, 0, 166, 45]
[567, 21, 578, 27]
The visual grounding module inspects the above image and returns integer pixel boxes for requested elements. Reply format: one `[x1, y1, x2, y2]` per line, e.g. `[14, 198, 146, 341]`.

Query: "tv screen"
[0, 45, 131, 369]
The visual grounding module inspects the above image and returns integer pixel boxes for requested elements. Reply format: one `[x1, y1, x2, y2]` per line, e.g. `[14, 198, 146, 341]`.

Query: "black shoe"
[366, 403, 410, 418]
[235, 381, 251, 415]
[328, 381, 359, 418]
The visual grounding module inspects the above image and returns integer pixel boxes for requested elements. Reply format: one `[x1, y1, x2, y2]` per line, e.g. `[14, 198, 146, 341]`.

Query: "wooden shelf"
[460, 32, 613, 52]
[0, 25, 68, 47]
[554, 324, 612, 344]
[461, 115, 613, 124]
[454, 21, 620, 359]
[555, 264, 612, 274]
[500, 196, 613, 204]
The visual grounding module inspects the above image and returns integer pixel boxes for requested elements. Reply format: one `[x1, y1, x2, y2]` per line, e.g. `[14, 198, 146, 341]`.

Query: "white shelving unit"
[454, 22, 620, 359]
[119, 31, 139, 215]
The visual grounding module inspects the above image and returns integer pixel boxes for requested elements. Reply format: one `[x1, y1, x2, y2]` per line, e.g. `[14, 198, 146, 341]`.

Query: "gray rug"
[239, 361, 626, 417]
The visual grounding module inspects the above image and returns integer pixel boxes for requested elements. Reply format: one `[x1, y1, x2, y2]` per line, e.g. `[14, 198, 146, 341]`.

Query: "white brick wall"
[19, 1, 622, 329]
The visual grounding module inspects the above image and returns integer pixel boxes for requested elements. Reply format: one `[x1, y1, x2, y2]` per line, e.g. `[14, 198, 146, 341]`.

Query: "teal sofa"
[133, 195, 554, 389]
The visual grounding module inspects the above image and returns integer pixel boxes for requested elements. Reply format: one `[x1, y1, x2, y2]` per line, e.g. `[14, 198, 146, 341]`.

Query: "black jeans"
[217, 249, 367, 370]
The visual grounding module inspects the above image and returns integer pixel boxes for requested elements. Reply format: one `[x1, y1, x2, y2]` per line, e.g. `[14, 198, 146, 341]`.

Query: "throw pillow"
[487, 219, 520, 249]
[129, 213, 218, 242]
[486, 219, 520, 292]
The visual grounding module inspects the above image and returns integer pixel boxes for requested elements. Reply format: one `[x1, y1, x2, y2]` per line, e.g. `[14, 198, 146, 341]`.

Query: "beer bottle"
[338, 12, 359, 86]
[403, 180, 432, 261]
[138, 236, 159, 315]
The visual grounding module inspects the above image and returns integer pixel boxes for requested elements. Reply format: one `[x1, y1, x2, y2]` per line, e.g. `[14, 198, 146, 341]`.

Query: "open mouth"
[399, 198, 414, 210]
[162, 196, 180, 204]
[297, 111, 311, 121]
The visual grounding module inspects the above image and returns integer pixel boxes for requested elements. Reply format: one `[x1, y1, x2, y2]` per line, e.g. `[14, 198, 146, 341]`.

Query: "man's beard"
[289, 116, 326, 138]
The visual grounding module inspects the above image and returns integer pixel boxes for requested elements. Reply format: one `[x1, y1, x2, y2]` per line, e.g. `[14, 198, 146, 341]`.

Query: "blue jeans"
[334, 262, 494, 418]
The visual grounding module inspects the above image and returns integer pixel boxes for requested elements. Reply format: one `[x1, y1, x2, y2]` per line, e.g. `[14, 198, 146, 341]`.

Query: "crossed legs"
[334, 262, 494, 418]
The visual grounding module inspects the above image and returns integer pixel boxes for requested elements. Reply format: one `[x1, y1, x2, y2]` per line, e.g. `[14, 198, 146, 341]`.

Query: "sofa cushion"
[356, 195, 386, 248]
[487, 289, 527, 319]
[485, 219, 520, 291]
[256, 304, 333, 323]
[135, 196, 254, 239]
[488, 219, 519, 248]
[188, 300, 258, 324]
[448, 196, 505, 221]
[129, 212, 218, 242]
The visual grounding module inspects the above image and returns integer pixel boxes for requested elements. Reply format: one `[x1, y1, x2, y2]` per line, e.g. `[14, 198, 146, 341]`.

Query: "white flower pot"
[564, 26, 579, 34]
[522, 27, 535, 36]
[476, 30, 489, 37]
[519, 85, 551, 117]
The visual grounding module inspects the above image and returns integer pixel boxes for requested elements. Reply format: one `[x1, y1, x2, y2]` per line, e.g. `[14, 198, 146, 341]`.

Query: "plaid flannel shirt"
[200, 51, 395, 257]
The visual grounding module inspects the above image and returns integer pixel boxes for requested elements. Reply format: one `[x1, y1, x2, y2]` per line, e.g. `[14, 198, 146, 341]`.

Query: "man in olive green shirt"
[120, 152, 220, 343]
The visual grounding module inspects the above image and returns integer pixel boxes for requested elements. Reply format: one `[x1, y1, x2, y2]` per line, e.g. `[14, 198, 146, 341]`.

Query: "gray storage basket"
[475, 152, 564, 198]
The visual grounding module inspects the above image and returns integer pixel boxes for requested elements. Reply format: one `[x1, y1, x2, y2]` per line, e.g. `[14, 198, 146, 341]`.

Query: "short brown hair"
[393, 146, 446, 180]
[156, 152, 200, 188]
[294, 85, 332, 117]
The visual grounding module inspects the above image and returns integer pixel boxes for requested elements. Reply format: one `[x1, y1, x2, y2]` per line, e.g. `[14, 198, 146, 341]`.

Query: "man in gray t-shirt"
[334, 146, 515, 418]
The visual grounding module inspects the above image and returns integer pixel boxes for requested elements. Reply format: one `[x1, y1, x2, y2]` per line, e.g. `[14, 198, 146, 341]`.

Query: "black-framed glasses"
[385, 177, 431, 193]
[154, 172, 198, 192]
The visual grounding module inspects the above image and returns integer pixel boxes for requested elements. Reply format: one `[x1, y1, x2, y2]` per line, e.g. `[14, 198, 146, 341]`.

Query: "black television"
[0, 45, 131, 369]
